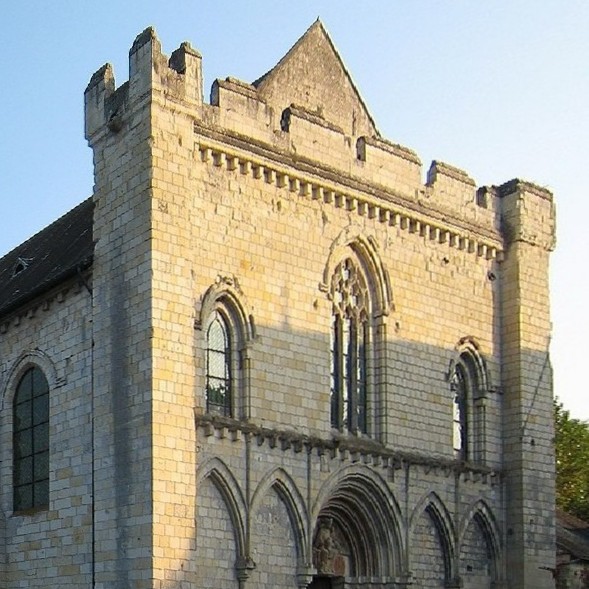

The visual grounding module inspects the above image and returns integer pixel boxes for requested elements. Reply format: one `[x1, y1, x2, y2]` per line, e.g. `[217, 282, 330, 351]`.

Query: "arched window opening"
[13, 366, 49, 512]
[206, 311, 232, 416]
[452, 363, 468, 460]
[450, 347, 487, 463]
[330, 257, 369, 434]
[198, 283, 254, 421]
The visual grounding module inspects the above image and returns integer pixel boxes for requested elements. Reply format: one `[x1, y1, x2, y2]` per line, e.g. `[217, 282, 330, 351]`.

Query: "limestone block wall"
[77, 23, 554, 589]
[85, 29, 206, 587]
[500, 181, 556, 589]
[0, 21, 556, 589]
[186, 136, 503, 463]
[0, 284, 93, 587]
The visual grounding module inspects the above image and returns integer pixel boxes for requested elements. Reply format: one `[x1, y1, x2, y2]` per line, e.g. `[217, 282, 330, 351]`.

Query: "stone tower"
[499, 180, 556, 587]
[85, 29, 202, 586]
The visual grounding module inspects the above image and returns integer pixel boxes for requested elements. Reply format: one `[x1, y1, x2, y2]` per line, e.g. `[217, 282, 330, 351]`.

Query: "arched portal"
[312, 468, 403, 584]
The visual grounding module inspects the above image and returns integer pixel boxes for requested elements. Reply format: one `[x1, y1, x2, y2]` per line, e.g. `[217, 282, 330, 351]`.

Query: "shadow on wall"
[0, 318, 553, 588]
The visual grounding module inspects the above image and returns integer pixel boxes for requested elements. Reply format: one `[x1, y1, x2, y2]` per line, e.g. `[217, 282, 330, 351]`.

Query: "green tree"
[554, 398, 589, 521]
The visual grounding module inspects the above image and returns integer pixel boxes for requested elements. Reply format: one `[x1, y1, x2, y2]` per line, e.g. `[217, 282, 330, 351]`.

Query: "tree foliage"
[554, 398, 589, 521]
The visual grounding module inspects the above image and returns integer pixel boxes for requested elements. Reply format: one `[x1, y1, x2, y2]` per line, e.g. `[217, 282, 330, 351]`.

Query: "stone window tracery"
[330, 257, 369, 434]
[13, 366, 49, 512]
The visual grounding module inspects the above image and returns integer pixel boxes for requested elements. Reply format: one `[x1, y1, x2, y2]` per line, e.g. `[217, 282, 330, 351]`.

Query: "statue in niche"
[313, 518, 337, 575]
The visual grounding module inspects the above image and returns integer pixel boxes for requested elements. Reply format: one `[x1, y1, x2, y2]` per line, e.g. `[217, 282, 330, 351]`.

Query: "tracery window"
[330, 257, 369, 433]
[206, 311, 232, 416]
[13, 366, 49, 511]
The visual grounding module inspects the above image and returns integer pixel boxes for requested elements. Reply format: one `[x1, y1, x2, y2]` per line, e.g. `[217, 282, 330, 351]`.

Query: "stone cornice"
[193, 121, 503, 261]
[195, 414, 500, 485]
[0, 276, 90, 336]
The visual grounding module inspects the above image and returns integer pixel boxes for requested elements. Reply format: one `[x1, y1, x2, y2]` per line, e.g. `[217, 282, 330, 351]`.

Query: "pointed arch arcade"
[409, 492, 457, 587]
[458, 499, 503, 587]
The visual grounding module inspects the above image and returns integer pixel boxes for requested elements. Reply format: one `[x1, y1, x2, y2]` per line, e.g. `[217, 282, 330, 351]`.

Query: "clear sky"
[1, 1, 587, 417]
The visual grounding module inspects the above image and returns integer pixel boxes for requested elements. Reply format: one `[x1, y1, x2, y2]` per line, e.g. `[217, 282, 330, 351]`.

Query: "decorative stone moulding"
[195, 414, 499, 485]
[0, 282, 84, 335]
[195, 140, 502, 262]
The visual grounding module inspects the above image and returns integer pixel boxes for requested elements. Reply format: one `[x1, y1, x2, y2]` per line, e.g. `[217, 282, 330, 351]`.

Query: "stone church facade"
[0, 22, 556, 589]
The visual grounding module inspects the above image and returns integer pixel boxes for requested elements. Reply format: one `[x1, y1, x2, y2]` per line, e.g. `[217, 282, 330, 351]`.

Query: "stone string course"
[196, 138, 502, 261]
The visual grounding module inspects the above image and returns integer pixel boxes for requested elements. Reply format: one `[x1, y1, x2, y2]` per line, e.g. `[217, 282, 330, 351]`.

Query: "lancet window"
[205, 311, 233, 416]
[450, 346, 488, 462]
[330, 257, 369, 433]
[13, 366, 50, 511]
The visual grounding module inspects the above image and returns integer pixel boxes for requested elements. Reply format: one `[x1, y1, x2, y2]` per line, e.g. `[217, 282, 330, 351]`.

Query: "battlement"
[85, 27, 202, 143]
[498, 178, 556, 250]
[84, 26, 555, 248]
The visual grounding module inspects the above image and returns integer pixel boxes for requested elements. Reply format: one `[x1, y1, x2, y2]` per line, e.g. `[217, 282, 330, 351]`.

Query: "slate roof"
[557, 509, 589, 561]
[0, 197, 94, 319]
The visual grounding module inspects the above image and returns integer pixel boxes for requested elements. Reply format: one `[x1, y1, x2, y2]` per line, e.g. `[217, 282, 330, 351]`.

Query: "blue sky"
[1, 1, 587, 417]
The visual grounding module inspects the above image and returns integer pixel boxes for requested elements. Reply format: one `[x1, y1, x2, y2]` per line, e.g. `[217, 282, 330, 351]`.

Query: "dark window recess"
[452, 363, 468, 459]
[12, 257, 33, 277]
[13, 367, 49, 512]
[330, 258, 369, 434]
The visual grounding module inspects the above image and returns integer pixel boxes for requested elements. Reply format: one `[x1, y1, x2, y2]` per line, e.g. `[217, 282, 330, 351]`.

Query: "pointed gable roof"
[253, 20, 378, 139]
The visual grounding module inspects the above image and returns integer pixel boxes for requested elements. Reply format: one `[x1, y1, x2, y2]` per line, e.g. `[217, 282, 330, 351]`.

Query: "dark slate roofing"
[557, 509, 589, 561]
[0, 197, 94, 319]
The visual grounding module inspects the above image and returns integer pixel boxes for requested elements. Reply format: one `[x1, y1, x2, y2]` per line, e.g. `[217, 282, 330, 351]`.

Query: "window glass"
[206, 313, 232, 416]
[452, 362, 469, 460]
[13, 367, 49, 511]
[330, 258, 369, 434]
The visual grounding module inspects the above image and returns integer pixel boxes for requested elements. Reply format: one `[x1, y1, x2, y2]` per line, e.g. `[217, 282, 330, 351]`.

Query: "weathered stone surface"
[0, 21, 555, 589]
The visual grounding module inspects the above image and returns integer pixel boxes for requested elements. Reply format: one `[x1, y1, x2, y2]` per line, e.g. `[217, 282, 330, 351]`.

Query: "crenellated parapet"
[84, 26, 202, 146]
[84, 25, 554, 255]
[201, 81, 507, 248]
[498, 179, 556, 251]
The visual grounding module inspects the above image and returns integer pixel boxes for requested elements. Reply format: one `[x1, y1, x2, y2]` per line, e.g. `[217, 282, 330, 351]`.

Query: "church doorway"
[307, 576, 343, 589]
[311, 470, 403, 583]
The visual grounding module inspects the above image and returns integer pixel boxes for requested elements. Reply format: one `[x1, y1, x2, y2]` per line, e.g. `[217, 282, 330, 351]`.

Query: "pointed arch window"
[13, 366, 49, 512]
[206, 311, 232, 416]
[199, 284, 254, 420]
[330, 257, 369, 434]
[452, 363, 468, 459]
[450, 347, 487, 463]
